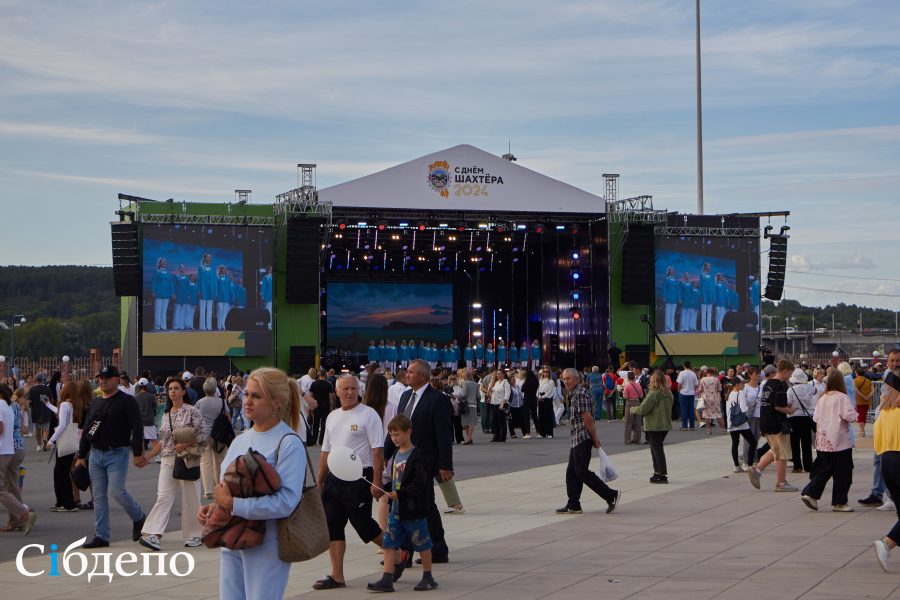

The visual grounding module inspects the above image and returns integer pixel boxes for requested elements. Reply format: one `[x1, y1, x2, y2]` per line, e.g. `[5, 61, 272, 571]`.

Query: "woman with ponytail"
[198, 367, 306, 600]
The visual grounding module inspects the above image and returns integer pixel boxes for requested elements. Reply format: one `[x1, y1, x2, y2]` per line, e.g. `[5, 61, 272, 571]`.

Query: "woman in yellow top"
[854, 367, 873, 437]
[872, 370, 900, 572]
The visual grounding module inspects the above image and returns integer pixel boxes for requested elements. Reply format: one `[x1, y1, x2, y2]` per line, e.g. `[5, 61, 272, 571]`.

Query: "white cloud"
[0, 120, 165, 144]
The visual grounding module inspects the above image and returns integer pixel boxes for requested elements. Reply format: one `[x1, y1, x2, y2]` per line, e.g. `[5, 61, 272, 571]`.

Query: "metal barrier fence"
[3, 356, 116, 381]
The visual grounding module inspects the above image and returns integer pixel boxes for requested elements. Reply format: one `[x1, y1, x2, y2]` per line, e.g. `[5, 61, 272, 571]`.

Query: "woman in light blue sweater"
[198, 367, 305, 600]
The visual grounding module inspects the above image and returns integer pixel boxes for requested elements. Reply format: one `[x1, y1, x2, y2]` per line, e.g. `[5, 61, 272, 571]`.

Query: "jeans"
[88, 447, 144, 542]
[230, 406, 244, 430]
[871, 452, 887, 500]
[744, 417, 761, 465]
[491, 405, 507, 442]
[591, 388, 604, 420]
[679, 394, 696, 429]
[565, 439, 617, 508]
[647, 431, 668, 476]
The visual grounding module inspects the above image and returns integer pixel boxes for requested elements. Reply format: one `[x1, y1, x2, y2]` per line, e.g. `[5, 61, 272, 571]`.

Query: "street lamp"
[9, 315, 25, 377]
[62, 355, 71, 383]
[832, 350, 839, 369]
[0, 355, 5, 379]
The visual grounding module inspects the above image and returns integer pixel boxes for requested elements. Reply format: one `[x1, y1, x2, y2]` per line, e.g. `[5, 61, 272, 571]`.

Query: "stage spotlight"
[417, 222, 427, 231]
[534, 223, 544, 234]
[570, 307, 582, 320]
[455, 222, 466, 232]
[472, 317, 482, 323]
[472, 302, 482, 308]
[570, 290, 581, 301]
[473, 331, 482, 338]
[337, 220, 347, 230]
[555, 225, 565, 230]
[496, 225, 505, 233]
[399, 222, 409, 227]
[570, 269, 582, 281]
[571, 249, 580, 260]
[377, 221, 387, 231]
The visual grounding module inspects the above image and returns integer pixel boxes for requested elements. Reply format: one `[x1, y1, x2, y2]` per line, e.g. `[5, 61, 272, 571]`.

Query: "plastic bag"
[597, 447, 618, 483]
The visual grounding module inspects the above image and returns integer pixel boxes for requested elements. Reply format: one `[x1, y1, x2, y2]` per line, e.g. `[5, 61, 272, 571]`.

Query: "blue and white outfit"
[464, 345, 474, 370]
[218, 422, 305, 600]
[699, 270, 715, 332]
[530, 342, 541, 367]
[173, 273, 191, 330]
[188, 280, 199, 330]
[216, 274, 232, 330]
[679, 279, 693, 332]
[151, 266, 174, 330]
[198, 263, 216, 331]
[399, 343, 410, 369]
[485, 346, 495, 369]
[714, 279, 729, 332]
[497, 344, 507, 367]
[749, 278, 761, 327]
[520, 344, 528, 369]
[689, 285, 701, 332]
[234, 283, 247, 309]
[260, 273, 273, 330]
[368, 344, 379, 365]
[509, 345, 518, 369]
[388, 343, 398, 372]
[662, 273, 679, 332]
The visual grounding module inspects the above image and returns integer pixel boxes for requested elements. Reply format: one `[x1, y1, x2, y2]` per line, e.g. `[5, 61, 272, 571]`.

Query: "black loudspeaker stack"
[286, 217, 323, 304]
[111, 222, 141, 297]
[290, 346, 317, 374]
[621, 223, 655, 304]
[764, 235, 788, 301]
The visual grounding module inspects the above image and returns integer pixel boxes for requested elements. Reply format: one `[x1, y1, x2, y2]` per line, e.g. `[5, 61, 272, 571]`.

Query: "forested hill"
[0, 266, 119, 357]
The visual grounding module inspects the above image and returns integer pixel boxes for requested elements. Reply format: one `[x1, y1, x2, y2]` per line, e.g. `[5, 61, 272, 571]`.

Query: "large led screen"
[326, 281, 453, 353]
[141, 223, 274, 356]
[653, 220, 760, 356]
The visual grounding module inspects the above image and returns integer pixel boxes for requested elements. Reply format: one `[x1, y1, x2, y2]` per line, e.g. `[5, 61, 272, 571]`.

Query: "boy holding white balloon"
[368, 414, 438, 593]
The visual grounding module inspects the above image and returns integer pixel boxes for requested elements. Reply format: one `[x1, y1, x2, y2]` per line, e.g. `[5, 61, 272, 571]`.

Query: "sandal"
[0, 523, 25, 532]
[312, 575, 346, 590]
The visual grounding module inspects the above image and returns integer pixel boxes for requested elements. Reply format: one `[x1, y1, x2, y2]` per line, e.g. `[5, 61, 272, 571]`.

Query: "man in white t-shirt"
[313, 375, 385, 591]
[387, 369, 410, 408]
[676, 361, 699, 430]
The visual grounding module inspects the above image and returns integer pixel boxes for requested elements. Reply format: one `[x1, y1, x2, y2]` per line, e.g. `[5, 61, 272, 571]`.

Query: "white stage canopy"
[318, 144, 605, 213]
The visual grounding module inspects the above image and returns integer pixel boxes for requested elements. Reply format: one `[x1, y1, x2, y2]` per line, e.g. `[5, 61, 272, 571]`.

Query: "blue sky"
[2, 1, 898, 310]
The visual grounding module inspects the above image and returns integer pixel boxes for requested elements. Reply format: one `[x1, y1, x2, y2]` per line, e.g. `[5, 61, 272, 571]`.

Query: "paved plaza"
[2, 425, 899, 599]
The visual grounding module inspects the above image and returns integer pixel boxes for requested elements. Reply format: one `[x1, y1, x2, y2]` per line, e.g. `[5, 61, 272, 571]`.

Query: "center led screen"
[141, 223, 274, 356]
[326, 281, 453, 353]
[653, 225, 760, 356]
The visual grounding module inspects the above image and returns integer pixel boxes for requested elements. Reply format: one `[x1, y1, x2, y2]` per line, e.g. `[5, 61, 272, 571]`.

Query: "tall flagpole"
[695, 0, 704, 215]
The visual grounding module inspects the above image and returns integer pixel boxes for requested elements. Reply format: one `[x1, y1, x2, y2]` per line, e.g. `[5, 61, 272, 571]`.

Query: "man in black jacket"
[384, 359, 453, 562]
[75, 365, 147, 548]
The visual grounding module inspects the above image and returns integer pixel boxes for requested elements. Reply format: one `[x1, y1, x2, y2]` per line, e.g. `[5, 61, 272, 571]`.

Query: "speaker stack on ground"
[286, 217, 323, 304]
[290, 346, 317, 374]
[111, 221, 140, 297]
[620, 223, 655, 305]
[764, 235, 788, 301]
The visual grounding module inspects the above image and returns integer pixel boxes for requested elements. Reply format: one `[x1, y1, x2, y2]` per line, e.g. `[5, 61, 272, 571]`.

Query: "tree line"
[761, 299, 898, 333]
[0, 266, 120, 358]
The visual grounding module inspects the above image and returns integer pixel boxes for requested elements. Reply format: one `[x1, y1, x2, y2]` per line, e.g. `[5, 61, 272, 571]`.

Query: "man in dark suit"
[384, 359, 453, 562]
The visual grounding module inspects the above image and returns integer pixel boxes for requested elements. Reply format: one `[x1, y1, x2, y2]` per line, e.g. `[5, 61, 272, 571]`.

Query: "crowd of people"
[2, 345, 900, 597]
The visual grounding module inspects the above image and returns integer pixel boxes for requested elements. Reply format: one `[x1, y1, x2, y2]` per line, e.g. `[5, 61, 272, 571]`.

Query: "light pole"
[832, 350, 839, 369]
[9, 314, 25, 376]
[763, 315, 775, 335]
[62, 355, 70, 383]
[0, 355, 5, 379]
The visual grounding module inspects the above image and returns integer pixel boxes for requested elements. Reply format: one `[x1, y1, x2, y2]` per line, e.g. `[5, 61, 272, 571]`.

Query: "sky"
[2, 0, 899, 310]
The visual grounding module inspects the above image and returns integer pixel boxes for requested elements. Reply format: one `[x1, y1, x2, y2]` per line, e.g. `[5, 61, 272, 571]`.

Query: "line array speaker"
[621, 224, 655, 305]
[111, 222, 140, 297]
[286, 217, 323, 304]
[764, 235, 788, 301]
[289, 345, 317, 374]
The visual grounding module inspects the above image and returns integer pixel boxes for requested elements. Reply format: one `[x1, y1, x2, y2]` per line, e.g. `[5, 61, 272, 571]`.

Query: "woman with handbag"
[198, 367, 306, 600]
[788, 369, 816, 473]
[622, 372, 644, 444]
[490, 369, 511, 443]
[457, 369, 479, 445]
[698, 367, 725, 435]
[44, 381, 85, 511]
[630, 370, 674, 483]
[139, 377, 209, 551]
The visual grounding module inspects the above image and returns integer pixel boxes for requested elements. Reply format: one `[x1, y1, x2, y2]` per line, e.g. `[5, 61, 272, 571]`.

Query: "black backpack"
[210, 397, 236, 451]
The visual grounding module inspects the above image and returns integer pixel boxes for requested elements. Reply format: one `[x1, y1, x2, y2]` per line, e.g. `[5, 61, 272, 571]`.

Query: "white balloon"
[327, 446, 363, 482]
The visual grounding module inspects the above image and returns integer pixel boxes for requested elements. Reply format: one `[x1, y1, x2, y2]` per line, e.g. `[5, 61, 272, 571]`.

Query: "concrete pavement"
[2, 426, 899, 599]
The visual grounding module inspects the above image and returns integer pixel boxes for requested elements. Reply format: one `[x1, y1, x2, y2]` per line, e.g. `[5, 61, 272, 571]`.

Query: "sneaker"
[650, 475, 668, 484]
[49, 506, 60, 512]
[801, 495, 818, 511]
[523, 434, 531, 439]
[878, 500, 896, 512]
[139, 534, 161, 551]
[858, 495, 884, 507]
[184, 536, 202, 547]
[873, 539, 890, 572]
[555, 505, 583, 515]
[413, 576, 439, 591]
[748, 468, 761, 490]
[733, 466, 745, 473]
[775, 482, 799, 492]
[82, 536, 109, 549]
[832, 504, 854, 512]
[443, 506, 465, 515]
[57, 506, 79, 512]
[132, 514, 146, 542]
[606, 491, 622, 514]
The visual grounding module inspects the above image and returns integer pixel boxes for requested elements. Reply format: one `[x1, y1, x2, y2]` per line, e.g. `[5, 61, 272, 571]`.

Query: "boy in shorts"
[368, 415, 438, 593]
